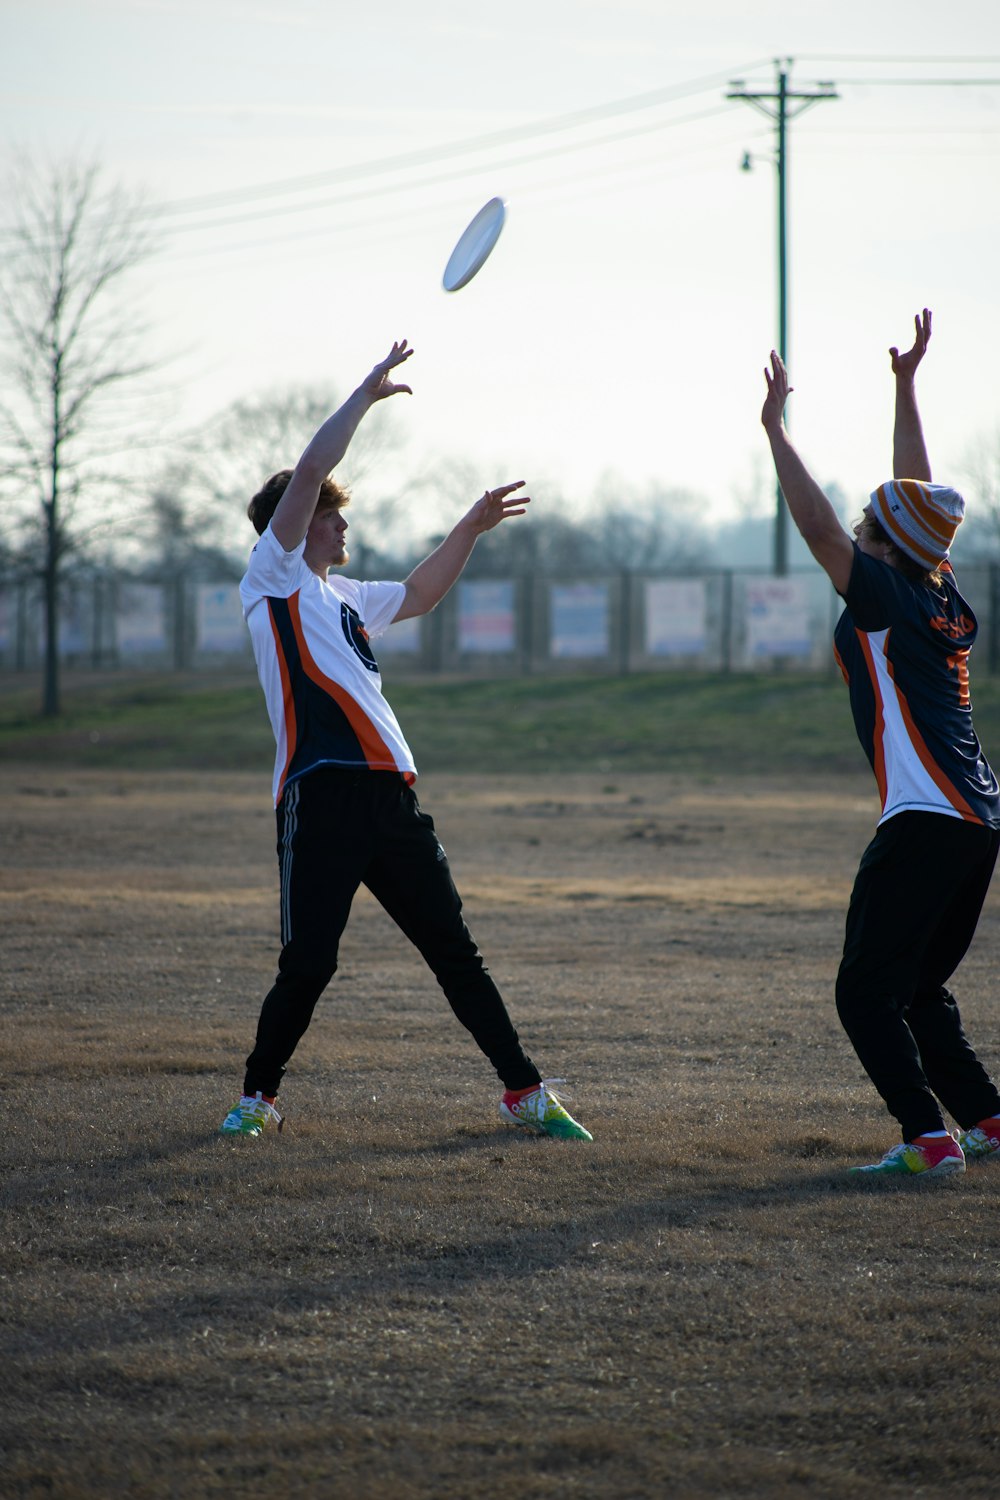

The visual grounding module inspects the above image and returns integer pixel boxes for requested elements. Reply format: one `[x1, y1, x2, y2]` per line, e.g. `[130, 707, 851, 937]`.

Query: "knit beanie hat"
[868, 479, 965, 569]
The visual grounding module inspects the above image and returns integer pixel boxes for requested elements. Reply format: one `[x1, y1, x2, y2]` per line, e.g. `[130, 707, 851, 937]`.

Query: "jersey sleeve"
[349, 579, 407, 638]
[240, 523, 308, 613]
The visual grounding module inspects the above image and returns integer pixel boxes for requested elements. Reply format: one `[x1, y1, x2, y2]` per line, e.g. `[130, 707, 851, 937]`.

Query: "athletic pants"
[835, 810, 1000, 1141]
[243, 768, 541, 1098]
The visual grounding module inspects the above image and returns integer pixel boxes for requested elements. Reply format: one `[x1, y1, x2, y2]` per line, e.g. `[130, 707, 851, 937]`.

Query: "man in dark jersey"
[220, 339, 591, 1143]
[761, 309, 1000, 1176]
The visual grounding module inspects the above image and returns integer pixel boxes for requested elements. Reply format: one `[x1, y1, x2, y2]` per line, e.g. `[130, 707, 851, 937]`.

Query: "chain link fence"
[3, 563, 1000, 677]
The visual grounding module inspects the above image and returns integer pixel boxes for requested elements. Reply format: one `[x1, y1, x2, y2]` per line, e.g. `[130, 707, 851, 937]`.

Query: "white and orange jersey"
[240, 524, 416, 806]
[834, 547, 999, 828]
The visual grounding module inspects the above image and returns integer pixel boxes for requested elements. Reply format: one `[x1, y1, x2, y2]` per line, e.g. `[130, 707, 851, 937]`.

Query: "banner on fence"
[0, 588, 11, 656]
[550, 582, 609, 658]
[745, 577, 811, 658]
[645, 578, 708, 656]
[118, 584, 167, 657]
[197, 584, 246, 654]
[458, 580, 516, 653]
[58, 591, 88, 657]
[379, 613, 421, 654]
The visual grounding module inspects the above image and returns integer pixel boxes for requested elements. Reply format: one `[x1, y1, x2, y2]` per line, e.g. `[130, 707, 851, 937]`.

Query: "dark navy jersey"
[833, 545, 999, 827]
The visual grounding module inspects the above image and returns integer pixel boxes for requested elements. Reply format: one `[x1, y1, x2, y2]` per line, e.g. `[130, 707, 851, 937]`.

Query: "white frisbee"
[442, 197, 507, 292]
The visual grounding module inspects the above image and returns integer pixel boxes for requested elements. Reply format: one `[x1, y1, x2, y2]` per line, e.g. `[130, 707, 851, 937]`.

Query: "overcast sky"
[3, 0, 1000, 536]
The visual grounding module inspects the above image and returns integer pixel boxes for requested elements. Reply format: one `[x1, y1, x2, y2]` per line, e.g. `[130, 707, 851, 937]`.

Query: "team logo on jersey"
[930, 612, 975, 641]
[340, 603, 379, 672]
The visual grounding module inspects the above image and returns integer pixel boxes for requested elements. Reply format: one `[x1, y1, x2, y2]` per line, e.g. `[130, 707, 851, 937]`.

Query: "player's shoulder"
[845, 547, 908, 611]
[246, 523, 306, 574]
[324, 571, 363, 605]
[924, 568, 977, 645]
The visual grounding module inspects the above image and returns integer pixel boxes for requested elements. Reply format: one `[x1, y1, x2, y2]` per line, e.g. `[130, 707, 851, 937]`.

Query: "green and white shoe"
[850, 1136, 964, 1178]
[954, 1117, 1000, 1162]
[500, 1079, 592, 1142]
[220, 1092, 284, 1138]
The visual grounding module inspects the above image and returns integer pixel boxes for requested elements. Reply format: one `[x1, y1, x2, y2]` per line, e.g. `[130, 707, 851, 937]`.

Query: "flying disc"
[442, 197, 507, 292]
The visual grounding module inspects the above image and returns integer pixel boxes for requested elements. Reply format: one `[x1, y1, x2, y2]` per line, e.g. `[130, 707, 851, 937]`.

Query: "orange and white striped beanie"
[869, 479, 965, 569]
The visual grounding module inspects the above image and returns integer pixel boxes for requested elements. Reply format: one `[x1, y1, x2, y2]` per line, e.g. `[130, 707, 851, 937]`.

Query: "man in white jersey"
[761, 310, 1000, 1177]
[221, 340, 591, 1142]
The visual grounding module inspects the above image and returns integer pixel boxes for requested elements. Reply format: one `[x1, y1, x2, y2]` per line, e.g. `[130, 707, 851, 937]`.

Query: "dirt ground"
[2, 765, 889, 1123]
[4, 765, 1000, 1498]
[8, 761, 994, 1121]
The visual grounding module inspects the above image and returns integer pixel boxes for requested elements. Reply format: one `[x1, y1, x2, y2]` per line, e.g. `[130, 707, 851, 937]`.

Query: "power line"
[4, 54, 997, 255]
[793, 53, 1000, 63]
[728, 56, 1000, 576]
[0, 89, 749, 256]
[154, 119, 763, 275]
[140, 59, 774, 222]
[835, 77, 1000, 86]
[142, 103, 739, 243]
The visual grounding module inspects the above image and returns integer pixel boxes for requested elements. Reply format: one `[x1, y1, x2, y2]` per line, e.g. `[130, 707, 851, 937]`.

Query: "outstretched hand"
[361, 340, 414, 402]
[466, 480, 530, 533]
[889, 309, 931, 380]
[761, 350, 792, 432]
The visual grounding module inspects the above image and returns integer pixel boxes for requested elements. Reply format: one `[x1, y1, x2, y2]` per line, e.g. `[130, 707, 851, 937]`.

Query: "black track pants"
[835, 811, 1000, 1141]
[243, 769, 541, 1098]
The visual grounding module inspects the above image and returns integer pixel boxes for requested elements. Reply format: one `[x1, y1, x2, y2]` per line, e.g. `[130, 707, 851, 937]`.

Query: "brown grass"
[3, 767, 1000, 1498]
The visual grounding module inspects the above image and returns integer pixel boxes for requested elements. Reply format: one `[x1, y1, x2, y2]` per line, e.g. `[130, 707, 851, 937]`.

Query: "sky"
[3, 0, 1000, 544]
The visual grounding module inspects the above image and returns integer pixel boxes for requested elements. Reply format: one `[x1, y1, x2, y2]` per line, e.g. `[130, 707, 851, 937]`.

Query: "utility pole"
[727, 61, 838, 575]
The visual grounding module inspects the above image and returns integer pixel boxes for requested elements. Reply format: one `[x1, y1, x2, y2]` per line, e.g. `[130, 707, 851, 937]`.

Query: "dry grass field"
[4, 758, 1000, 1498]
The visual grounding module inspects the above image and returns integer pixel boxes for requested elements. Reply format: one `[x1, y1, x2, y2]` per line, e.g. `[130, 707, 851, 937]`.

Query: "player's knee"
[836, 970, 908, 1029]
[277, 946, 338, 990]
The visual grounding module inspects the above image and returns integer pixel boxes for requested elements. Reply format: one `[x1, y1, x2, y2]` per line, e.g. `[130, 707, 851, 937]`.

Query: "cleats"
[955, 1116, 1000, 1162]
[220, 1092, 284, 1137]
[850, 1134, 965, 1178]
[500, 1078, 592, 1142]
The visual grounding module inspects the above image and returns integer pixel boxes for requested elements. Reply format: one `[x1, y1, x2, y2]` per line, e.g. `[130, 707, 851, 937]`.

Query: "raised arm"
[761, 351, 855, 595]
[270, 341, 414, 552]
[393, 482, 529, 622]
[889, 309, 932, 483]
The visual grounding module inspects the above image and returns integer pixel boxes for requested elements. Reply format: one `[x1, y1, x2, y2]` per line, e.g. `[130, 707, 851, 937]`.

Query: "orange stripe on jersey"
[268, 602, 299, 804]
[947, 648, 971, 708]
[883, 654, 982, 824]
[833, 641, 849, 685]
[857, 630, 888, 809]
[287, 592, 398, 770]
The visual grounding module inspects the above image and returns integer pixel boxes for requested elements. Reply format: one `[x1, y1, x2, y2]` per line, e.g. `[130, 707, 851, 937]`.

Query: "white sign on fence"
[550, 582, 609, 658]
[745, 577, 811, 658]
[197, 584, 246, 654]
[458, 580, 516, 653]
[379, 613, 421, 654]
[645, 578, 708, 656]
[58, 592, 88, 657]
[0, 588, 11, 656]
[118, 584, 167, 657]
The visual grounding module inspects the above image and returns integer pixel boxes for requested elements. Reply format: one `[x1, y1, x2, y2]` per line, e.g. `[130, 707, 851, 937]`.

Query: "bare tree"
[174, 384, 410, 569]
[0, 156, 156, 714]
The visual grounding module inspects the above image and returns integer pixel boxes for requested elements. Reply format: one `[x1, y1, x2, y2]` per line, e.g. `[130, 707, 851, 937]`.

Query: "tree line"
[3, 156, 999, 716]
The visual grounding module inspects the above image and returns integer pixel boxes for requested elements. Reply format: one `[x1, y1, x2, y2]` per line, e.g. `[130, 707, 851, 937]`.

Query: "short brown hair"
[247, 470, 351, 536]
